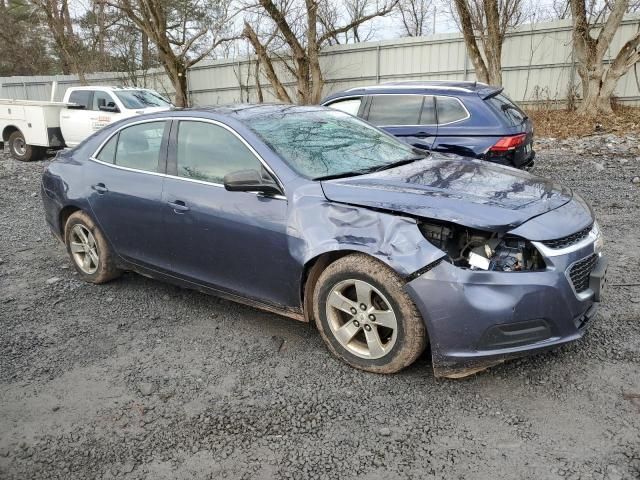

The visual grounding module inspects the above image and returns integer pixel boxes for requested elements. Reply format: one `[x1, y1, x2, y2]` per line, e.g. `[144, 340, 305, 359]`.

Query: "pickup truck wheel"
[64, 211, 121, 284]
[8, 131, 43, 162]
[313, 254, 427, 374]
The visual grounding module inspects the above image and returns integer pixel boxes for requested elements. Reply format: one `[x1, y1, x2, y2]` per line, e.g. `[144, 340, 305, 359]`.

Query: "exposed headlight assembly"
[418, 221, 545, 272]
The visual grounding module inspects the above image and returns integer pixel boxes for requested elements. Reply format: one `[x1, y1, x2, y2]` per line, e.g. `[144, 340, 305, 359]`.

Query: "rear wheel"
[8, 131, 43, 162]
[313, 254, 427, 373]
[64, 211, 121, 284]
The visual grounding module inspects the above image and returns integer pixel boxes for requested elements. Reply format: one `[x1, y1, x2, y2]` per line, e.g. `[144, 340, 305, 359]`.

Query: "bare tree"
[107, 0, 237, 106]
[569, 0, 640, 115]
[396, 0, 433, 37]
[33, 0, 90, 80]
[244, 0, 397, 105]
[453, 0, 526, 86]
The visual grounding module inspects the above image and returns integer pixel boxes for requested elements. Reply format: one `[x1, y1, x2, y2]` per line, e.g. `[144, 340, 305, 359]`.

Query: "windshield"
[114, 90, 172, 109]
[246, 109, 420, 179]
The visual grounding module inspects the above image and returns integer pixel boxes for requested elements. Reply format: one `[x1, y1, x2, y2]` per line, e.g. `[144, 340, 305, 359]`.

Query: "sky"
[366, 0, 562, 41]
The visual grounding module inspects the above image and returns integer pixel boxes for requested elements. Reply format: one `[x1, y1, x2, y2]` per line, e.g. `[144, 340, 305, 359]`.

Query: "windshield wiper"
[369, 155, 426, 173]
[313, 171, 368, 181]
[313, 156, 426, 181]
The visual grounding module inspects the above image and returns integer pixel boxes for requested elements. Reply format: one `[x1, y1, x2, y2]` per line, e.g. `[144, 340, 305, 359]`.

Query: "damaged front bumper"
[405, 240, 607, 378]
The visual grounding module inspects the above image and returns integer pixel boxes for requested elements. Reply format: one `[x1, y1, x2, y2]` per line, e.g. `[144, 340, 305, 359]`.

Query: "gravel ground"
[1, 138, 639, 480]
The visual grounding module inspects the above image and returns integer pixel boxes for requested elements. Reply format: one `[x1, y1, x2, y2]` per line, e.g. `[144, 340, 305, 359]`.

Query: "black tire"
[8, 130, 43, 162]
[313, 253, 427, 373]
[64, 210, 121, 284]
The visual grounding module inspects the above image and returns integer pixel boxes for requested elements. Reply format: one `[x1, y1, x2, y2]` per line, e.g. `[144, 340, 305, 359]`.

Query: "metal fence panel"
[1, 15, 638, 107]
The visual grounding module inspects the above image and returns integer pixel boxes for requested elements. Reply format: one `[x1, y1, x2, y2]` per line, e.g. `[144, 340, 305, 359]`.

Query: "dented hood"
[320, 156, 574, 232]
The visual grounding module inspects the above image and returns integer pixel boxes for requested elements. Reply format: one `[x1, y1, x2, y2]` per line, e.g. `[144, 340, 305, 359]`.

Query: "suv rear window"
[486, 93, 527, 126]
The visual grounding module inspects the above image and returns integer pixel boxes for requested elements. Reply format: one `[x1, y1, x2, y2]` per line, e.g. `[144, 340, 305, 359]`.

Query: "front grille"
[542, 223, 593, 249]
[568, 253, 598, 293]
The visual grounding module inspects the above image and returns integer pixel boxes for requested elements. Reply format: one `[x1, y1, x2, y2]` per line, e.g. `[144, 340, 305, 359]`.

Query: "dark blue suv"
[321, 81, 535, 169]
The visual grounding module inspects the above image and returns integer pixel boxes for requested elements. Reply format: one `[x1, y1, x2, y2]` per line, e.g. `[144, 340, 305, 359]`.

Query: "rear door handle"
[91, 183, 108, 194]
[167, 200, 190, 213]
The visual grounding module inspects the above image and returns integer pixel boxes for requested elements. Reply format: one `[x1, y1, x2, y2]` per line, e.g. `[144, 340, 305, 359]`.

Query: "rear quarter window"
[96, 134, 118, 163]
[436, 97, 469, 124]
[327, 98, 362, 116]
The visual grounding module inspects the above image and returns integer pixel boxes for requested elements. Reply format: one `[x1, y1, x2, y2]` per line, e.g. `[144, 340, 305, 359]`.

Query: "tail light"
[489, 133, 527, 152]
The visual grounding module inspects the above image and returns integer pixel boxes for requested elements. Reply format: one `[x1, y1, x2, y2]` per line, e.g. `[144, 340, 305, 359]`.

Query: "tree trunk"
[243, 22, 292, 103]
[141, 32, 150, 69]
[254, 59, 264, 103]
[483, 0, 502, 86]
[172, 62, 189, 107]
[306, 0, 324, 103]
[576, 65, 611, 115]
[160, 52, 188, 107]
[454, 0, 490, 84]
[569, 0, 640, 116]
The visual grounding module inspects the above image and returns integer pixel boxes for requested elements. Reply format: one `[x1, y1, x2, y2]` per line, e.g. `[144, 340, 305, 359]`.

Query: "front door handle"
[167, 200, 190, 213]
[91, 183, 108, 194]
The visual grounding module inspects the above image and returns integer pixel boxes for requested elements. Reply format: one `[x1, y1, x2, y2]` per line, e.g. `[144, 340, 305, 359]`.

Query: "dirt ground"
[0, 139, 639, 480]
[526, 107, 640, 139]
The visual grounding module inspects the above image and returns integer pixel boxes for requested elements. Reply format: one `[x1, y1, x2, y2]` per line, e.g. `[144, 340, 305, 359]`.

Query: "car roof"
[68, 86, 152, 91]
[321, 81, 501, 103]
[178, 103, 330, 121]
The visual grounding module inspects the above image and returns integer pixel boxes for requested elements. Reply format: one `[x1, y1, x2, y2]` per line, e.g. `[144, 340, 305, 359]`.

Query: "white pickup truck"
[0, 86, 172, 161]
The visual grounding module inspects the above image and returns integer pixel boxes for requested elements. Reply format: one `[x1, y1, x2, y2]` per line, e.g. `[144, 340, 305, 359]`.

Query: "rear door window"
[420, 96, 437, 125]
[68, 90, 91, 110]
[367, 95, 424, 126]
[327, 98, 362, 116]
[436, 97, 469, 124]
[486, 93, 527, 126]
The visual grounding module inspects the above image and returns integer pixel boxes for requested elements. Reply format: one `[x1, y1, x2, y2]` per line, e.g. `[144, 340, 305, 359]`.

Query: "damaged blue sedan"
[41, 105, 607, 377]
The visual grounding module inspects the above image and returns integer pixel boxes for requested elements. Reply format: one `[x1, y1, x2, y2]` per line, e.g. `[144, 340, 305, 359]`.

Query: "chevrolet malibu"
[41, 105, 607, 377]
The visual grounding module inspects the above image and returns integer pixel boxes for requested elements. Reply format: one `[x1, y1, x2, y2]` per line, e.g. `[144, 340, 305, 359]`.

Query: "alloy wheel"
[69, 224, 99, 274]
[325, 279, 398, 359]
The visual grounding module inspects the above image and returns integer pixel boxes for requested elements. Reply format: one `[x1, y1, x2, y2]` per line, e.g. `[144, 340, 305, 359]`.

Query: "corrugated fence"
[1, 15, 639, 106]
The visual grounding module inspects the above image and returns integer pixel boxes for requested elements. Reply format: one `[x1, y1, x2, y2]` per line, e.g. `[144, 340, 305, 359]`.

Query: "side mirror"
[99, 104, 120, 113]
[223, 169, 282, 195]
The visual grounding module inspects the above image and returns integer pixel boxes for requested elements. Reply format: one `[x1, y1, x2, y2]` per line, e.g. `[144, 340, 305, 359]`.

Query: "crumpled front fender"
[287, 183, 444, 276]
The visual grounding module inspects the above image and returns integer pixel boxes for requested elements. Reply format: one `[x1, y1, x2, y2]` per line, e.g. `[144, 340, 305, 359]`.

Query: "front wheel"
[8, 131, 43, 162]
[313, 254, 427, 373]
[64, 210, 121, 284]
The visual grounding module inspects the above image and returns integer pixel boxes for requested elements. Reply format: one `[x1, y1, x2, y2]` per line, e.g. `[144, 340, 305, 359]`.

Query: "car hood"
[320, 155, 575, 232]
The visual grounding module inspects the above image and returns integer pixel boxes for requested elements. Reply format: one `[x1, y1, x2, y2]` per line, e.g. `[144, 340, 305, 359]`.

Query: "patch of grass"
[525, 106, 640, 139]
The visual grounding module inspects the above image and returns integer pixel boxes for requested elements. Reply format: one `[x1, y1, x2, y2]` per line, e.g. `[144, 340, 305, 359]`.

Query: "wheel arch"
[2, 125, 20, 142]
[59, 204, 83, 238]
[300, 248, 399, 325]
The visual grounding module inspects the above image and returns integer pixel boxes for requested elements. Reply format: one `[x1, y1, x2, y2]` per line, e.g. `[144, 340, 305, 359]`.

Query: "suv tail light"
[489, 133, 527, 152]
